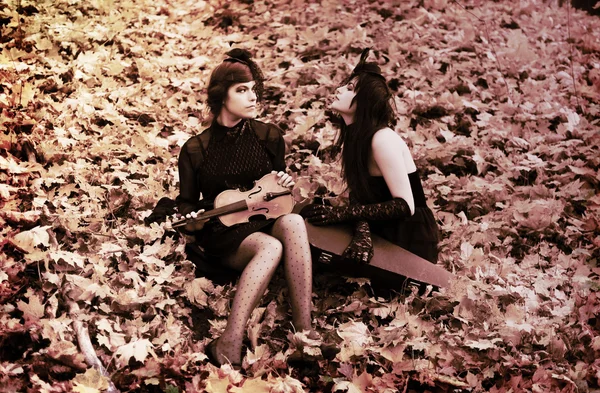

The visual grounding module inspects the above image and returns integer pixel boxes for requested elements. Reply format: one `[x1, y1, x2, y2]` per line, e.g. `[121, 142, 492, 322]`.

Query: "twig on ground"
[66, 297, 121, 393]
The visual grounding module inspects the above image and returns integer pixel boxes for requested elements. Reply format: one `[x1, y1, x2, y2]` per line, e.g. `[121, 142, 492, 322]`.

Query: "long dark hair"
[206, 48, 264, 116]
[334, 49, 397, 203]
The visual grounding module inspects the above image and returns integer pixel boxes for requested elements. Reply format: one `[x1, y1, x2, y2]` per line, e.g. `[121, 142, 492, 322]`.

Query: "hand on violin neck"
[272, 170, 295, 188]
[185, 209, 207, 231]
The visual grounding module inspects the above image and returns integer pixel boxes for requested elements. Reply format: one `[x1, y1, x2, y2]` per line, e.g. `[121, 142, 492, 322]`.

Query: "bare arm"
[370, 128, 415, 215]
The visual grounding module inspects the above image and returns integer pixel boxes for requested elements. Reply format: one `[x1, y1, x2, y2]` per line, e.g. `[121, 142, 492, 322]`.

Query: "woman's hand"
[341, 221, 373, 264]
[184, 210, 207, 232]
[273, 171, 295, 188]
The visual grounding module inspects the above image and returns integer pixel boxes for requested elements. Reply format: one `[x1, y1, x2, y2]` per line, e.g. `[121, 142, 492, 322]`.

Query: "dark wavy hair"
[206, 48, 264, 116]
[334, 49, 397, 203]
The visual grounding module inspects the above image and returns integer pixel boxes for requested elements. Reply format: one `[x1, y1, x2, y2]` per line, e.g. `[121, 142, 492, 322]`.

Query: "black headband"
[224, 57, 249, 66]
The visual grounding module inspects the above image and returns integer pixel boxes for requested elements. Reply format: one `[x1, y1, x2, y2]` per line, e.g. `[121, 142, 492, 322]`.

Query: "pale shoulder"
[371, 127, 408, 151]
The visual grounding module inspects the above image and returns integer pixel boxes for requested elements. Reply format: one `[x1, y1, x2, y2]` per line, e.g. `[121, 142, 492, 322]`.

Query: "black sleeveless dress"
[365, 172, 440, 263]
[176, 119, 286, 257]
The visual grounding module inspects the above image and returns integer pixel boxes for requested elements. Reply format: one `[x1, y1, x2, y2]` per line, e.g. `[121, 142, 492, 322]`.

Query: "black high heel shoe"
[205, 340, 243, 371]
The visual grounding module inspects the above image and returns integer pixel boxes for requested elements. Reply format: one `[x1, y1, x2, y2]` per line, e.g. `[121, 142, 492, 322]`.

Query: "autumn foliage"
[1, 0, 600, 392]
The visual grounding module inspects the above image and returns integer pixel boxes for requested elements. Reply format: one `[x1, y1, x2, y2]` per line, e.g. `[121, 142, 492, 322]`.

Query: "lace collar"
[212, 119, 248, 142]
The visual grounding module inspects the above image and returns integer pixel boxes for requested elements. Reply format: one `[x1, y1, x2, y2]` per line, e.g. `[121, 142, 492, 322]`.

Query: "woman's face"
[331, 79, 357, 116]
[222, 81, 258, 120]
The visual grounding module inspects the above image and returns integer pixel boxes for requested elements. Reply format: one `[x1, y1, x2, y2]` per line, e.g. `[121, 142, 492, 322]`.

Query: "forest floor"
[1, 0, 600, 392]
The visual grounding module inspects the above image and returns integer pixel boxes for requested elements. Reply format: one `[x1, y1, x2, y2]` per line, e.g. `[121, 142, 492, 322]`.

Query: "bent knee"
[250, 233, 283, 259]
[277, 213, 306, 227]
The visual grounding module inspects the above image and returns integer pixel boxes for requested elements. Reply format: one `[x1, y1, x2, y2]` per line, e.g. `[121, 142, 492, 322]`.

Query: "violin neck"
[200, 200, 248, 220]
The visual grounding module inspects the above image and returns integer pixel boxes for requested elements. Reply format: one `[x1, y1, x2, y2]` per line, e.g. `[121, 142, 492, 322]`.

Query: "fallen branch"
[67, 299, 121, 393]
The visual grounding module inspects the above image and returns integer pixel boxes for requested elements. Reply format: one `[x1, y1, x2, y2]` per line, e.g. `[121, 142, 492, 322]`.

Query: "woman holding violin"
[176, 49, 314, 368]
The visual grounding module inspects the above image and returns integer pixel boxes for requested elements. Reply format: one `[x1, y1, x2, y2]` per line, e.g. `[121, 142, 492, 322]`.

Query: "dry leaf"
[115, 338, 154, 367]
[10, 226, 51, 253]
[17, 294, 45, 323]
[71, 368, 110, 393]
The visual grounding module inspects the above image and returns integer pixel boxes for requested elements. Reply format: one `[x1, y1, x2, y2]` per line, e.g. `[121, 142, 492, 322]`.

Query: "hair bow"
[351, 48, 385, 80]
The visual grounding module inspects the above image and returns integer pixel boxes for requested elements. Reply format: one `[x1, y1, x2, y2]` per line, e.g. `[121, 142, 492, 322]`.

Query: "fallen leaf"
[17, 294, 45, 323]
[71, 368, 110, 393]
[10, 226, 51, 253]
[115, 338, 154, 367]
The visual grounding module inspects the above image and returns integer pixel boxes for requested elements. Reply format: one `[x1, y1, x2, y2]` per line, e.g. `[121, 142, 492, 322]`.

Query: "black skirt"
[369, 206, 440, 263]
[196, 218, 276, 257]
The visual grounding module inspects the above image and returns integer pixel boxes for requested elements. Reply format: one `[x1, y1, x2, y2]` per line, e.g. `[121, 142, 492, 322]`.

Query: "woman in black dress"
[301, 49, 440, 265]
[177, 49, 313, 367]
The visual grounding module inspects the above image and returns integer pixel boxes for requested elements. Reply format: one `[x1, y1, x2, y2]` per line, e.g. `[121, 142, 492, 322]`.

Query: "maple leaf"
[71, 368, 110, 393]
[203, 375, 231, 393]
[333, 372, 373, 393]
[336, 321, 373, 362]
[0, 183, 17, 200]
[435, 374, 470, 389]
[287, 330, 322, 350]
[464, 337, 502, 351]
[185, 277, 214, 307]
[10, 225, 51, 254]
[71, 385, 101, 393]
[49, 250, 86, 269]
[268, 374, 305, 393]
[503, 30, 537, 65]
[337, 321, 372, 346]
[131, 358, 162, 379]
[115, 338, 154, 368]
[377, 344, 406, 363]
[152, 312, 183, 352]
[17, 293, 45, 323]
[30, 374, 64, 393]
[229, 377, 271, 393]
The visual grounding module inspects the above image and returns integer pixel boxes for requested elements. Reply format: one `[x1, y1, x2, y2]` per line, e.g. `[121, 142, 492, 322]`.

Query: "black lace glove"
[301, 197, 412, 226]
[341, 220, 373, 264]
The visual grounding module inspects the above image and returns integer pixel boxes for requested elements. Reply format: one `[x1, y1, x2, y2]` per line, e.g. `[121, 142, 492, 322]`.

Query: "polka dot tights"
[212, 213, 313, 365]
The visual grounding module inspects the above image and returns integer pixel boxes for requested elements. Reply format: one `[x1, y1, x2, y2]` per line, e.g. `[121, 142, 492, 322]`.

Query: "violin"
[170, 173, 295, 228]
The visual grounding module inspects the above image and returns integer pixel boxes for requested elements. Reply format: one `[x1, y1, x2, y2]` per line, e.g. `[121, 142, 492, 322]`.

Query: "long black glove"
[301, 197, 412, 226]
[341, 220, 374, 264]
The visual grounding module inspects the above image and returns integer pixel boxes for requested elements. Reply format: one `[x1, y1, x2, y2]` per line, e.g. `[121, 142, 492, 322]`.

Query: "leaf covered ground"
[1, 0, 600, 392]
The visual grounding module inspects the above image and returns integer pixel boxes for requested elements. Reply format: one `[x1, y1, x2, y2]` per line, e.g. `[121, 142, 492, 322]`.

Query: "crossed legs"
[210, 213, 313, 365]
[269, 213, 313, 332]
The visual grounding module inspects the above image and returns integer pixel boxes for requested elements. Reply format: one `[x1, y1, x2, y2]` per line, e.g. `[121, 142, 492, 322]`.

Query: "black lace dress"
[365, 172, 440, 263]
[176, 119, 286, 257]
